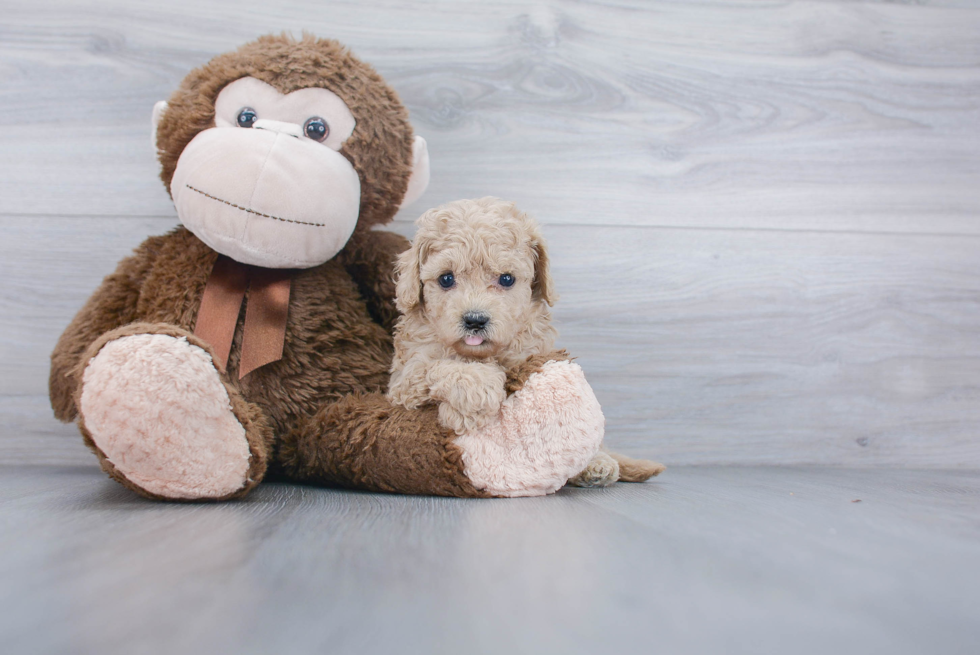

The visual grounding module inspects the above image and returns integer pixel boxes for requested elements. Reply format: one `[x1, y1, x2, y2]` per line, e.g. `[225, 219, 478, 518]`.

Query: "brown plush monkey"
[48, 34, 624, 500]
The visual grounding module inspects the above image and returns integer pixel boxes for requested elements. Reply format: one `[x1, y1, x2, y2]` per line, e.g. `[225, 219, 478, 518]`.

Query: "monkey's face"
[154, 36, 429, 269]
[166, 77, 362, 269]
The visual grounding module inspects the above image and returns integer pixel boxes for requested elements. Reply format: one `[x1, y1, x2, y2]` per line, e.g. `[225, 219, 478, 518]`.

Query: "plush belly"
[236, 262, 394, 435]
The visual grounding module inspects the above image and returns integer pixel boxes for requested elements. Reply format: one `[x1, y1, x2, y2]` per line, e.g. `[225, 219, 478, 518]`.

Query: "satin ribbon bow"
[194, 255, 293, 379]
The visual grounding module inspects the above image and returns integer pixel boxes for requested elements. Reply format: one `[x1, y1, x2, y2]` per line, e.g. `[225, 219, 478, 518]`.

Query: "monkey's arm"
[338, 229, 410, 334]
[49, 237, 161, 421]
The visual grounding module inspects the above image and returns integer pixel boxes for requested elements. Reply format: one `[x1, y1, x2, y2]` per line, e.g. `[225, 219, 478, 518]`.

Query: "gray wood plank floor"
[2, 466, 978, 655]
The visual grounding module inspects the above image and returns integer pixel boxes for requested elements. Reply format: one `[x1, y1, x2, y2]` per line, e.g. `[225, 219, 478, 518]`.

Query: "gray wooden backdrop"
[2, 0, 978, 468]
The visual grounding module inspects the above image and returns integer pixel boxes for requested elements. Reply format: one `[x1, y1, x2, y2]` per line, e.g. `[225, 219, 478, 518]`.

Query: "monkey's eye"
[237, 107, 258, 128]
[438, 272, 455, 289]
[498, 273, 515, 288]
[304, 117, 330, 142]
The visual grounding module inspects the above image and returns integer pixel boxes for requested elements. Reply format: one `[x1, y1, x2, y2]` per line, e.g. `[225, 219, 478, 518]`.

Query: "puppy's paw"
[437, 401, 486, 435]
[567, 450, 620, 488]
[432, 363, 507, 428]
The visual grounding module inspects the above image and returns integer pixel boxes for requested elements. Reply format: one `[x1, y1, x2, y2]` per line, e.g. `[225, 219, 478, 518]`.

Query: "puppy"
[388, 197, 664, 487]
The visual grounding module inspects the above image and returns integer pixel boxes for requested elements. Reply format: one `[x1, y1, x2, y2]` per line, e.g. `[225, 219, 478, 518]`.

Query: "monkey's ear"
[151, 101, 168, 149]
[394, 236, 425, 313]
[399, 136, 430, 209]
[532, 237, 558, 307]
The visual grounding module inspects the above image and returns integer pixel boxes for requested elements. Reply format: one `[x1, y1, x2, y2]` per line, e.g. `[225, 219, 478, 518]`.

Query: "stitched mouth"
[185, 185, 328, 228]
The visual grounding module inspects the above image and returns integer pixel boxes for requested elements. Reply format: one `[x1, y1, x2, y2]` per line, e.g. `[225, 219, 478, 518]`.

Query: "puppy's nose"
[462, 311, 490, 331]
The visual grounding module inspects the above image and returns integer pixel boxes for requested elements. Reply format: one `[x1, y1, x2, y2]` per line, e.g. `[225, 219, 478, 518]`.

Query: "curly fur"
[388, 197, 666, 485]
[387, 198, 558, 434]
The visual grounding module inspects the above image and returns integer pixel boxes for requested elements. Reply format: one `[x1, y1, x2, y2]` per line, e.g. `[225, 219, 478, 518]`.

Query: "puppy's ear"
[395, 236, 426, 313]
[532, 236, 558, 306]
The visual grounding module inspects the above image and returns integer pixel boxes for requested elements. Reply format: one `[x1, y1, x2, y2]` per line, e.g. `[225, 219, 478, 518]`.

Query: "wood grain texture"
[4, 216, 978, 467]
[1, 465, 978, 654]
[2, 1, 979, 468]
[0, 1, 978, 232]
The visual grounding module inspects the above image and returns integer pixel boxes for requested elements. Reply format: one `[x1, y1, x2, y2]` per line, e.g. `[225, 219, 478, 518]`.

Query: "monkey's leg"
[75, 323, 272, 501]
[280, 396, 487, 497]
[281, 354, 604, 498]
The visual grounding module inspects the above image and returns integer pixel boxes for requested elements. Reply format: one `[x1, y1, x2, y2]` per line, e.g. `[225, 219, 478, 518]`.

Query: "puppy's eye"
[498, 273, 515, 288]
[438, 272, 455, 289]
[237, 107, 258, 128]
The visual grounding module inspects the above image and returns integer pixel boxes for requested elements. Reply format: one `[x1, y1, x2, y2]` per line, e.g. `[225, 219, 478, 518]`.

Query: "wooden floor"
[1, 466, 978, 654]
[2, 2, 980, 652]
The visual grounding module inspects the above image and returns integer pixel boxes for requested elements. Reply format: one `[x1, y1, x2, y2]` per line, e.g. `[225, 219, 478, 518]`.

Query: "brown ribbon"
[194, 256, 293, 379]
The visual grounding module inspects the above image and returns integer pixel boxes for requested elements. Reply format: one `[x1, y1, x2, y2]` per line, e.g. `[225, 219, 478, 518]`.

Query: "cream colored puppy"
[387, 197, 664, 487]
[388, 197, 555, 434]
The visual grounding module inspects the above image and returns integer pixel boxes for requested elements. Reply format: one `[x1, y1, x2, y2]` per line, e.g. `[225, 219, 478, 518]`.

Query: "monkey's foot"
[454, 360, 603, 497]
[78, 332, 260, 500]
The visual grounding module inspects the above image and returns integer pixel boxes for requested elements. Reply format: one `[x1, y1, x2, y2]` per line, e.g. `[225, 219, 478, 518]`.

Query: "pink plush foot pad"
[454, 360, 604, 497]
[79, 333, 251, 499]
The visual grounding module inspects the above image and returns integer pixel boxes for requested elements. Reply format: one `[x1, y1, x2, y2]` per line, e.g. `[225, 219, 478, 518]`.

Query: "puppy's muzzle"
[462, 311, 490, 332]
[461, 311, 491, 348]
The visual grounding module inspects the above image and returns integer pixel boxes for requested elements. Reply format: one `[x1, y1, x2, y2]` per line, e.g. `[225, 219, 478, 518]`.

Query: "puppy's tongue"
[464, 335, 484, 346]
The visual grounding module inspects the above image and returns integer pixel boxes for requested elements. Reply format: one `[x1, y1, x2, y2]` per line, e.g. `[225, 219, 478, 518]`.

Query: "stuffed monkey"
[49, 34, 643, 500]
